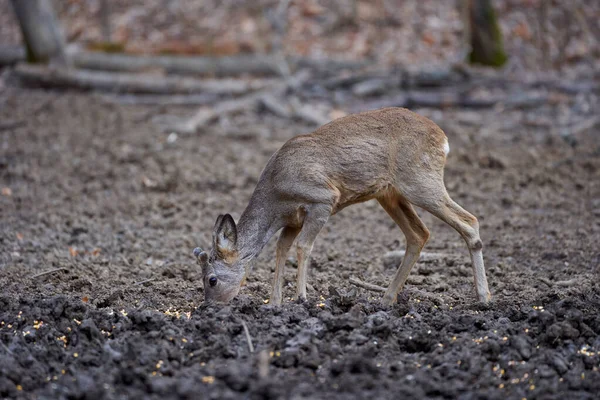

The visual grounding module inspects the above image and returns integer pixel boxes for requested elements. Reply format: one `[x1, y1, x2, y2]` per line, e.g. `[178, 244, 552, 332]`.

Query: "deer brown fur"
[194, 107, 491, 305]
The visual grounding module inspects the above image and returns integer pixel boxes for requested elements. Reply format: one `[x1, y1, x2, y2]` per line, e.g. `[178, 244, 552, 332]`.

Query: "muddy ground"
[0, 86, 599, 399]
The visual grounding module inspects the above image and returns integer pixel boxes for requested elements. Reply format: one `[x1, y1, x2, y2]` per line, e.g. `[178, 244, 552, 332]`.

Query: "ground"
[0, 87, 599, 399]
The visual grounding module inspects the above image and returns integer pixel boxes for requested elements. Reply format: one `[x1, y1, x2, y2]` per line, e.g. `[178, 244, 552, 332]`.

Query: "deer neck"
[236, 197, 282, 262]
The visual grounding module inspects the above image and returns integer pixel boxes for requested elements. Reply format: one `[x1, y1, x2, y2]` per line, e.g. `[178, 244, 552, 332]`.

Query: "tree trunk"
[10, 0, 67, 65]
[467, 0, 508, 67]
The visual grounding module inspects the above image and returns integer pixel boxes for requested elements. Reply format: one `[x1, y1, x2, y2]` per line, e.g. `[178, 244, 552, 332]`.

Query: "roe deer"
[193, 107, 491, 306]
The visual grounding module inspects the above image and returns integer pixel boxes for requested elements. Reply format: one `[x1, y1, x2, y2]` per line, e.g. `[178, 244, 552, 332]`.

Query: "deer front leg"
[295, 204, 331, 300]
[270, 226, 300, 306]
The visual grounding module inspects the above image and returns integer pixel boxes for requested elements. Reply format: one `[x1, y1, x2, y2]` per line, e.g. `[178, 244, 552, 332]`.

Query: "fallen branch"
[502, 93, 550, 110]
[538, 277, 581, 288]
[0, 45, 25, 66]
[241, 321, 254, 353]
[383, 250, 463, 268]
[350, 91, 501, 112]
[0, 342, 13, 356]
[554, 279, 581, 287]
[539, 277, 554, 287]
[348, 276, 448, 305]
[349, 277, 386, 293]
[12, 63, 275, 95]
[70, 50, 282, 76]
[30, 267, 67, 279]
[99, 93, 220, 106]
[259, 93, 293, 119]
[153, 89, 270, 134]
[68, 49, 370, 77]
[565, 116, 600, 136]
[133, 277, 156, 286]
[289, 99, 331, 126]
[0, 120, 27, 132]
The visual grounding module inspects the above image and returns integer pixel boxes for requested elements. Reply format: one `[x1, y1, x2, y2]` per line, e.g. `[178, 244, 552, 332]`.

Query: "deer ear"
[213, 215, 224, 233]
[193, 247, 209, 264]
[212, 214, 225, 249]
[214, 214, 237, 255]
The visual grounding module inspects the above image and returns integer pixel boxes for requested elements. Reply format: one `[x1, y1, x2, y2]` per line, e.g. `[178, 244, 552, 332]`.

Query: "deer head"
[194, 214, 245, 303]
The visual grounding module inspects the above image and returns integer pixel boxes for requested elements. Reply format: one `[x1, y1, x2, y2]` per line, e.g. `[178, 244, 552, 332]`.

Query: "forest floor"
[1, 78, 599, 399]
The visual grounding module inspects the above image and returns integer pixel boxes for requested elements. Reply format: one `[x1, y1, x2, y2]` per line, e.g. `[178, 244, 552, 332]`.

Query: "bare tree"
[462, 0, 508, 67]
[10, 0, 68, 65]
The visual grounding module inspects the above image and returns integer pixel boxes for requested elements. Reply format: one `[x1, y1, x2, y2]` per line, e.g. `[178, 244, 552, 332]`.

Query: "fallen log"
[69, 50, 282, 76]
[68, 48, 370, 77]
[349, 91, 501, 112]
[3, 46, 369, 76]
[99, 93, 220, 106]
[12, 63, 275, 95]
[0, 46, 26, 66]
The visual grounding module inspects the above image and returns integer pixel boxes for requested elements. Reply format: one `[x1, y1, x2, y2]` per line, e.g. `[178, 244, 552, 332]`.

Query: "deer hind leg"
[270, 226, 301, 306]
[378, 189, 430, 305]
[400, 177, 491, 303]
[295, 203, 331, 301]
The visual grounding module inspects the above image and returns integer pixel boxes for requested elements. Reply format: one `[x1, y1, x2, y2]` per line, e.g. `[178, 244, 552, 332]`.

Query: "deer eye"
[208, 276, 218, 287]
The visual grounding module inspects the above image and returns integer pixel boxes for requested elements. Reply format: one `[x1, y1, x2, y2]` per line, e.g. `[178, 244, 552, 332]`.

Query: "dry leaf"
[422, 33, 436, 46]
[513, 21, 531, 40]
[91, 248, 101, 257]
[69, 247, 79, 257]
[82, 296, 89, 303]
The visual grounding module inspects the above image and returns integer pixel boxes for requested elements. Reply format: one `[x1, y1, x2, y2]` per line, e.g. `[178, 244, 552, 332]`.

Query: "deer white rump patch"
[443, 139, 450, 156]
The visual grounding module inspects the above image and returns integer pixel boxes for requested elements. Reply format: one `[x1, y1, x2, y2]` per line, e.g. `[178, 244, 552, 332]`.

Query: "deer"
[193, 107, 491, 306]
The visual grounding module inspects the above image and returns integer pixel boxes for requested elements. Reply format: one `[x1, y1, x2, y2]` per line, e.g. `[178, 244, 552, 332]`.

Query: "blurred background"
[1, 1, 600, 399]
[1, 0, 598, 73]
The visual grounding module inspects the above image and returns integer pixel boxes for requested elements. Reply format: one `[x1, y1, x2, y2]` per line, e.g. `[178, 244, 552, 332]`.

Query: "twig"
[554, 279, 580, 287]
[259, 93, 293, 119]
[133, 277, 156, 286]
[289, 97, 331, 126]
[154, 85, 284, 134]
[349, 277, 386, 293]
[30, 267, 67, 279]
[349, 277, 448, 305]
[539, 277, 554, 287]
[567, 116, 599, 136]
[241, 321, 254, 353]
[383, 250, 463, 267]
[0, 342, 13, 356]
[538, 277, 580, 288]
